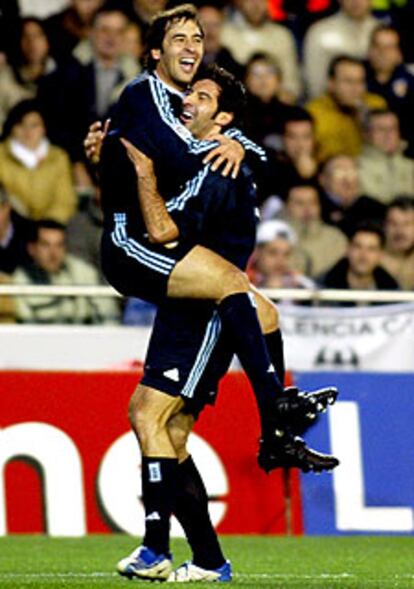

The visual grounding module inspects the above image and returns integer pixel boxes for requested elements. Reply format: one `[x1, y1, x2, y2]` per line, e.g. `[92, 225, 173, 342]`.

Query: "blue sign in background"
[294, 372, 414, 535]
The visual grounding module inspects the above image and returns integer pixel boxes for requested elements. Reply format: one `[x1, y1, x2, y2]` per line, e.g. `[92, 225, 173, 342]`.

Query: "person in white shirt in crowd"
[13, 218, 121, 324]
[303, 0, 379, 98]
[358, 109, 414, 205]
[250, 219, 315, 290]
[221, 0, 301, 101]
[18, 0, 69, 19]
[381, 196, 414, 290]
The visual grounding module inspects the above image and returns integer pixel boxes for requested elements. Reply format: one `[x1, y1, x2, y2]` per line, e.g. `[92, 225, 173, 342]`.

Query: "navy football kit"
[99, 70, 264, 412]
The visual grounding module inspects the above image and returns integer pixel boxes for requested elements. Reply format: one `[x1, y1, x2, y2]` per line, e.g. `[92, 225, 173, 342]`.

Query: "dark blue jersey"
[100, 70, 266, 239]
[168, 164, 258, 271]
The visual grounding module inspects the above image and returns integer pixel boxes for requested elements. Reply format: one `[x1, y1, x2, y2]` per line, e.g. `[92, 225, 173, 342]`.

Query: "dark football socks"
[141, 456, 178, 555]
[264, 328, 286, 386]
[174, 456, 225, 570]
[217, 293, 283, 425]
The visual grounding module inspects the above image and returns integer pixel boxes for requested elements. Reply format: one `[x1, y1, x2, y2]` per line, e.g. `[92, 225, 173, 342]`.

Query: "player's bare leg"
[129, 385, 184, 457]
[118, 385, 184, 581]
[167, 244, 250, 301]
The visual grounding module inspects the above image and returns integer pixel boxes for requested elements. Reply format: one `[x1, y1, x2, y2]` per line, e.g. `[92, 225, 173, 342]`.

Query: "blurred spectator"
[381, 197, 414, 290]
[262, 109, 319, 204]
[319, 223, 399, 301]
[19, 0, 70, 19]
[282, 184, 348, 278]
[0, 99, 77, 223]
[244, 53, 296, 151]
[12, 18, 57, 94]
[121, 20, 143, 62]
[66, 174, 104, 274]
[250, 219, 314, 289]
[365, 25, 414, 156]
[319, 154, 386, 235]
[221, 0, 301, 101]
[112, 0, 167, 39]
[13, 219, 121, 324]
[0, 61, 31, 135]
[198, 3, 244, 79]
[39, 7, 137, 163]
[45, 0, 104, 63]
[268, 0, 337, 45]
[306, 56, 386, 161]
[303, 0, 379, 98]
[0, 183, 32, 274]
[358, 110, 414, 204]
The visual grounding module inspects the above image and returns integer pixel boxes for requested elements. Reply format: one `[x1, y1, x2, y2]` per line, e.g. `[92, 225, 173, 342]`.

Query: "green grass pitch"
[0, 536, 413, 588]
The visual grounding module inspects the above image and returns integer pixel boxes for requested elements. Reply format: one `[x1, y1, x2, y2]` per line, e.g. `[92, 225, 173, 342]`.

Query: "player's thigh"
[167, 245, 249, 301]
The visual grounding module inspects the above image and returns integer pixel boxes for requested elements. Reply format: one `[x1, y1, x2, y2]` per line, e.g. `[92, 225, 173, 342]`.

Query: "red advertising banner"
[0, 371, 303, 536]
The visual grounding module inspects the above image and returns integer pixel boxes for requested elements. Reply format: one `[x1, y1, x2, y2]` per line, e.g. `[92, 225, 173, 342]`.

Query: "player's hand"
[84, 119, 110, 164]
[120, 138, 154, 178]
[203, 135, 245, 179]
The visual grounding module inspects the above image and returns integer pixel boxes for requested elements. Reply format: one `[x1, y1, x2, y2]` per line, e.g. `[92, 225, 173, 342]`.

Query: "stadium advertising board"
[0, 303, 413, 536]
[0, 371, 303, 537]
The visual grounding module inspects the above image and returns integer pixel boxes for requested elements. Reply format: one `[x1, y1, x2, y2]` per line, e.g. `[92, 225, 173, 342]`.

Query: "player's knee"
[219, 268, 250, 301]
[128, 392, 158, 444]
[168, 424, 189, 457]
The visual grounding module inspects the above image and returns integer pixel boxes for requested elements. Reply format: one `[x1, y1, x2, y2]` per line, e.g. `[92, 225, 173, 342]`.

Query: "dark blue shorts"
[101, 213, 194, 305]
[141, 300, 233, 416]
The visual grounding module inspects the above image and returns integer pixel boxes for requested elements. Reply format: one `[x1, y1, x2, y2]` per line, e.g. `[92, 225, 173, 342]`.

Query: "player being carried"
[85, 4, 339, 582]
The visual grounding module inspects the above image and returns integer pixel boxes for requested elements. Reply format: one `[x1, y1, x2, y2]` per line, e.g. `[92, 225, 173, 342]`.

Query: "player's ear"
[151, 48, 161, 63]
[215, 111, 233, 127]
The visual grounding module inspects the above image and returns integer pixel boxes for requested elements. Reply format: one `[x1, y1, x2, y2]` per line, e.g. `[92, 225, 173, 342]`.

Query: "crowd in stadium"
[0, 0, 413, 324]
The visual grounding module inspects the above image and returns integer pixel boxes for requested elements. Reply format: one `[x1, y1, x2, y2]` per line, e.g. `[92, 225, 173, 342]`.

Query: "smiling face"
[151, 18, 204, 90]
[180, 78, 232, 140]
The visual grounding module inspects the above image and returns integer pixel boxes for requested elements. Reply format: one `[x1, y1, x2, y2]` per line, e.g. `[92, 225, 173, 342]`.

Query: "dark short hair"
[349, 222, 385, 248]
[328, 55, 364, 79]
[245, 52, 282, 79]
[287, 182, 320, 197]
[194, 63, 246, 127]
[30, 219, 67, 243]
[144, 4, 203, 70]
[91, 3, 129, 26]
[387, 195, 414, 214]
[363, 108, 400, 129]
[2, 99, 46, 140]
[370, 24, 401, 46]
[282, 107, 314, 133]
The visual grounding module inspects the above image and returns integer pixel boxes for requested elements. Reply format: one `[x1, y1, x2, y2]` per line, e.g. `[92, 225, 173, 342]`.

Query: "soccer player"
[110, 66, 339, 582]
[97, 3, 336, 456]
